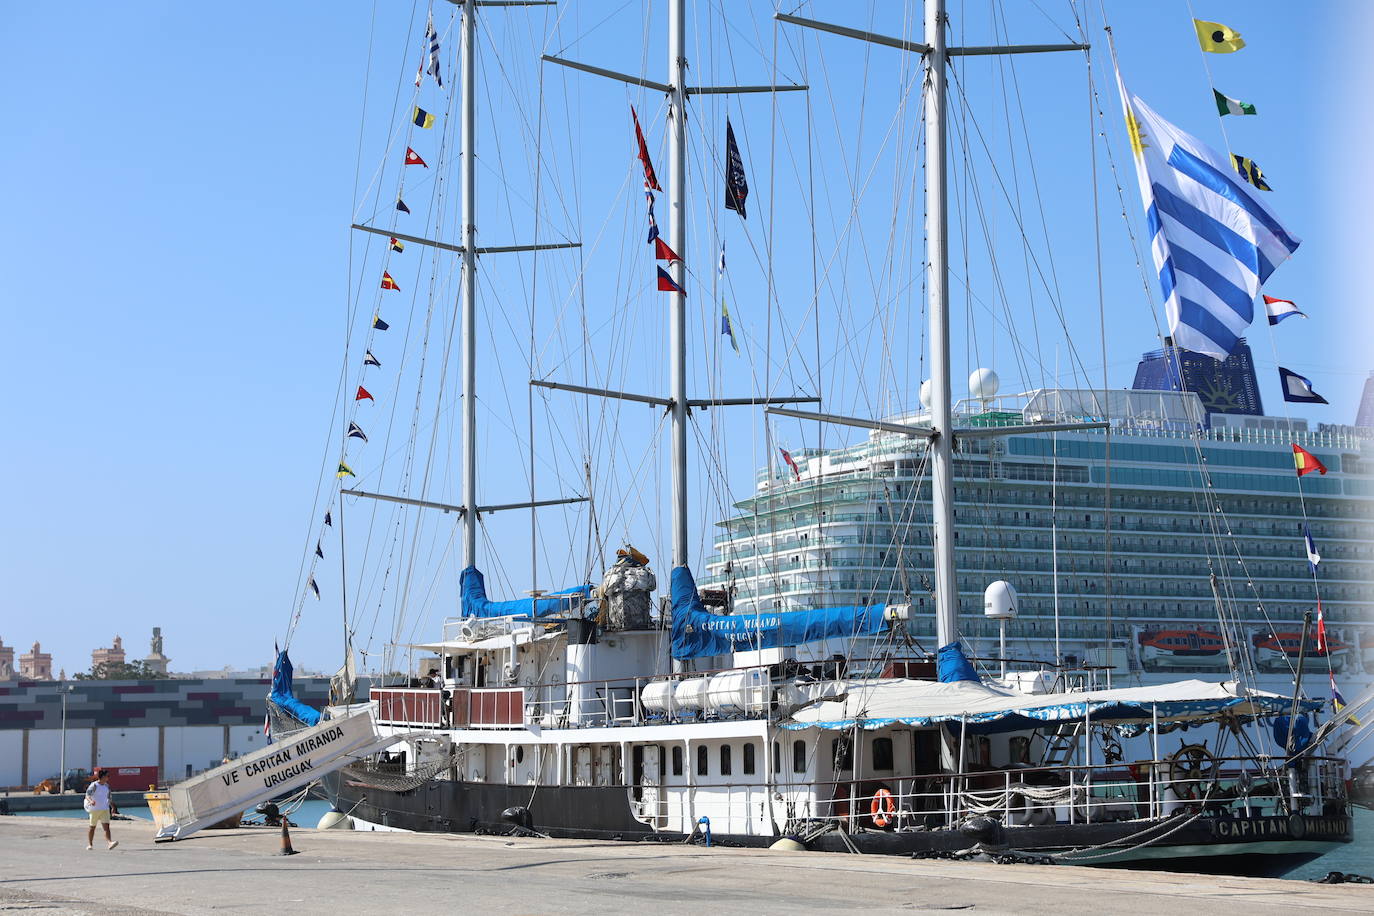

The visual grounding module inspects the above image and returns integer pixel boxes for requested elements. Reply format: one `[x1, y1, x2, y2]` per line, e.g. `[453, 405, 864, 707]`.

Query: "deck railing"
[615, 755, 1349, 838]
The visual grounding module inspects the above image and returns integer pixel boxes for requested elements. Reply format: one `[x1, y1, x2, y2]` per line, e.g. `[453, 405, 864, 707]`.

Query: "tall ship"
[193, 0, 1369, 878]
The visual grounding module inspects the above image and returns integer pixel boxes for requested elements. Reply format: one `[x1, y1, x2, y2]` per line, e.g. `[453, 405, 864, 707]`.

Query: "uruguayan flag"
[1120, 82, 1300, 359]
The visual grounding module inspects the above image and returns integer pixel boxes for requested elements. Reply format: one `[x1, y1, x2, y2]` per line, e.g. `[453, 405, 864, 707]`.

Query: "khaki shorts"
[88, 809, 110, 825]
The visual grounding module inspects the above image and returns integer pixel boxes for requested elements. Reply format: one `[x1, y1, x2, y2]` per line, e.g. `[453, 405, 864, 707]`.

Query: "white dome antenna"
[968, 368, 1000, 403]
[984, 580, 1018, 678]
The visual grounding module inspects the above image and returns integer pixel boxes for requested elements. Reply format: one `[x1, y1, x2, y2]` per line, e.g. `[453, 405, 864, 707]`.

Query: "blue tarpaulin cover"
[669, 565, 887, 660]
[937, 641, 980, 683]
[269, 649, 321, 727]
[460, 566, 591, 619]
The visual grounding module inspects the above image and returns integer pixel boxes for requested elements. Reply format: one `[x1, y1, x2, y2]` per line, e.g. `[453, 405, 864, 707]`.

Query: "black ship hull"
[326, 775, 1350, 878]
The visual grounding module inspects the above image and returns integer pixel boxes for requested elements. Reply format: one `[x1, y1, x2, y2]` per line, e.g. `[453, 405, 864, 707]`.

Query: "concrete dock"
[2, 815, 1371, 915]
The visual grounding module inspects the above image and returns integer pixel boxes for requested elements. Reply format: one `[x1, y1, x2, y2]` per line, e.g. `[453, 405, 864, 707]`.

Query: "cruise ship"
[702, 346, 1374, 691]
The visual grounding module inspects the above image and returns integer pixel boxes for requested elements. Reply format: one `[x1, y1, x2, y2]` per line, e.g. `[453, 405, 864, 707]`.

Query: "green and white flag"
[1214, 88, 1257, 116]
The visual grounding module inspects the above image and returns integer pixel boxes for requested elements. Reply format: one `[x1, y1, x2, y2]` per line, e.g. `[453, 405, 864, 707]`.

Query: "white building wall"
[0, 731, 23, 786]
[25, 727, 93, 784]
[228, 724, 268, 760]
[162, 726, 225, 780]
[95, 726, 159, 769]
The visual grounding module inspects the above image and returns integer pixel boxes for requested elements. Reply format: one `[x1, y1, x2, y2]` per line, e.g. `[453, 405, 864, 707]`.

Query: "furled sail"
[459, 566, 591, 618]
[269, 648, 321, 727]
[669, 565, 887, 660]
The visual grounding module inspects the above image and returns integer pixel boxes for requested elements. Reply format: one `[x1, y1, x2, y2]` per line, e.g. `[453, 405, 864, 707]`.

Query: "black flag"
[315, 542, 324, 559]
[363, 350, 381, 368]
[347, 421, 368, 443]
[324, 511, 333, 527]
[724, 119, 748, 220]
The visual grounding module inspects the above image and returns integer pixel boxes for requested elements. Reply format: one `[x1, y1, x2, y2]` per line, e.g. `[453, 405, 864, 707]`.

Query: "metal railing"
[611, 755, 1350, 838]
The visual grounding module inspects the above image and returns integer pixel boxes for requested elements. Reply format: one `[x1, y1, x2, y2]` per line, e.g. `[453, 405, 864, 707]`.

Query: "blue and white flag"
[416, 14, 442, 89]
[1120, 81, 1301, 359]
[645, 189, 659, 243]
[1304, 523, 1321, 573]
[1278, 367, 1329, 404]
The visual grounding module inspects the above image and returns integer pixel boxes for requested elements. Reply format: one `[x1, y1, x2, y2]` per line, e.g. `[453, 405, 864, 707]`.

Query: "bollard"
[278, 819, 299, 856]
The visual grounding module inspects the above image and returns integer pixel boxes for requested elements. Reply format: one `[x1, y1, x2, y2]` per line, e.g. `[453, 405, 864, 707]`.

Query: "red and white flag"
[780, 447, 801, 481]
[404, 147, 428, 167]
[1263, 295, 1306, 325]
[1316, 598, 1327, 653]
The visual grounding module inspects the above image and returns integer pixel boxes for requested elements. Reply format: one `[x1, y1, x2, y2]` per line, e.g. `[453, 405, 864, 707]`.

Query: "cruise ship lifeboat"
[1252, 631, 1350, 672]
[1138, 628, 1227, 670]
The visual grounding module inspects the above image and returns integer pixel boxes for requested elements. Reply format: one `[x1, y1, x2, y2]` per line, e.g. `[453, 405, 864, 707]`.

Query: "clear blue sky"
[2, 1, 1366, 676]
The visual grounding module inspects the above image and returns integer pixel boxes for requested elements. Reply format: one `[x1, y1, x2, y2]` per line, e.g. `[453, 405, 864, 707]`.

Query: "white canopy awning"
[781, 677, 1315, 733]
[409, 627, 557, 653]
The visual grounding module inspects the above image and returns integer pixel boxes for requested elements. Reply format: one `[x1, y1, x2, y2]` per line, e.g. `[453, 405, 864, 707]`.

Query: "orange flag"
[1292, 444, 1328, 477]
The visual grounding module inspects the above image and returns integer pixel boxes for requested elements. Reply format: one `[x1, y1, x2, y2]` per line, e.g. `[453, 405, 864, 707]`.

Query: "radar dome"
[983, 580, 1018, 619]
[969, 368, 1000, 401]
[919, 379, 933, 408]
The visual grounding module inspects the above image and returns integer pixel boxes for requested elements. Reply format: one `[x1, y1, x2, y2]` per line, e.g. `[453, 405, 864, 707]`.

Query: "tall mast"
[535, 5, 812, 578]
[924, 0, 958, 649]
[348, 0, 588, 595]
[667, 0, 689, 569]
[769, 4, 1088, 651]
[460, 0, 478, 569]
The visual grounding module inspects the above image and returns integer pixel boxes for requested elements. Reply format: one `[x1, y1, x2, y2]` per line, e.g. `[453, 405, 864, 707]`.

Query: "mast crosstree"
[349, 0, 587, 582]
[540, 0, 813, 572]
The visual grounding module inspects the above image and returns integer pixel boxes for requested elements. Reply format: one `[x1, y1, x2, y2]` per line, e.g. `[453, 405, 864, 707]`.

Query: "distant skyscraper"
[1132, 337, 1264, 424]
[1356, 371, 1374, 428]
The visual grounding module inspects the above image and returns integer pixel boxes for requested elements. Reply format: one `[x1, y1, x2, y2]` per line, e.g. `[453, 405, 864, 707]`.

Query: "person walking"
[84, 769, 118, 850]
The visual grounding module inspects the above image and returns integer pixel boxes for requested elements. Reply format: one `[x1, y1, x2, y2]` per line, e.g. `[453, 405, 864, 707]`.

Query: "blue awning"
[460, 566, 591, 618]
[669, 565, 887, 660]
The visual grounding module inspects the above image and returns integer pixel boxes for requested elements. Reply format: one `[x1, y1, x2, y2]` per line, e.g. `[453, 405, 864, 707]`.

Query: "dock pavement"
[1, 815, 1372, 915]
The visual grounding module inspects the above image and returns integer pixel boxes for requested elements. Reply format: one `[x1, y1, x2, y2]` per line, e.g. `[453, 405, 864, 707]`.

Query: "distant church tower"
[20, 642, 53, 680]
[92, 635, 126, 671]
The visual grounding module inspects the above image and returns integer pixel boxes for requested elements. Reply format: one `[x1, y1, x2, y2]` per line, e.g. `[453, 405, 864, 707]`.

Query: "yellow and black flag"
[412, 106, 436, 129]
[1231, 154, 1272, 191]
[1194, 19, 1245, 53]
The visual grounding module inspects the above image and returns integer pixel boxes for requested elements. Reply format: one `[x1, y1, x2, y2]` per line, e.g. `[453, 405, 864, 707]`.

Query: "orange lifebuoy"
[870, 787, 896, 829]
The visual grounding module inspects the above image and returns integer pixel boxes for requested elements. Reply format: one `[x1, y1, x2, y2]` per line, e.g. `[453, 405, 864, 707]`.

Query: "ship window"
[793, 740, 807, 774]
[871, 737, 894, 771]
[720, 745, 733, 776]
[697, 745, 708, 776]
[672, 746, 683, 776]
[772, 741, 780, 773]
[743, 742, 756, 775]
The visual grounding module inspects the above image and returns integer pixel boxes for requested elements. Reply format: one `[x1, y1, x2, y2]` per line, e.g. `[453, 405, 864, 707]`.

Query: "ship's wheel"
[1166, 743, 1219, 799]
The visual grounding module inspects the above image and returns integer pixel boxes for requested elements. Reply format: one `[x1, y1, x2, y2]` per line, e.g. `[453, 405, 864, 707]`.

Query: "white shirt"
[84, 782, 110, 811]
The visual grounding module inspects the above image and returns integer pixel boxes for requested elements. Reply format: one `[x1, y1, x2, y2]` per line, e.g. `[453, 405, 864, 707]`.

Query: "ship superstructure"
[702, 385, 1374, 680]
